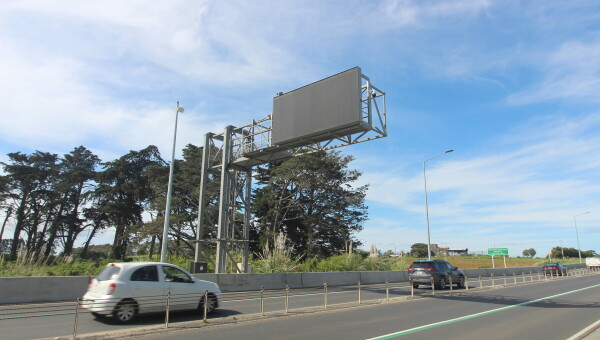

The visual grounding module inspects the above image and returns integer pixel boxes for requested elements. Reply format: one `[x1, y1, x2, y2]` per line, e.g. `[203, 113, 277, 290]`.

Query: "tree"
[411, 243, 429, 258]
[94, 146, 164, 260]
[1, 151, 59, 259]
[253, 151, 368, 258]
[47, 146, 100, 256]
[522, 248, 536, 258]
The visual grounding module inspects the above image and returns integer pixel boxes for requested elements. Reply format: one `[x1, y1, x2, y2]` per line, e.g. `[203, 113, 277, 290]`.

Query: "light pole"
[424, 149, 454, 260]
[160, 102, 185, 263]
[573, 212, 590, 263]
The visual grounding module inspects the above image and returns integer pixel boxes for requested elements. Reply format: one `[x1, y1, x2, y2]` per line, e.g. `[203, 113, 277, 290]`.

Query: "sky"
[1, 0, 599, 257]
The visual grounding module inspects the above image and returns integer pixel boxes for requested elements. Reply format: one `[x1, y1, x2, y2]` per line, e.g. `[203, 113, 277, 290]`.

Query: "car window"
[162, 266, 192, 283]
[97, 266, 120, 281]
[437, 262, 450, 271]
[410, 262, 434, 268]
[130, 265, 159, 282]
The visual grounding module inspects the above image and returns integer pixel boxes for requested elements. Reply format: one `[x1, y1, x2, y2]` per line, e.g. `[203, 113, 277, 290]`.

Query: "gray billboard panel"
[272, 67, 368, 147]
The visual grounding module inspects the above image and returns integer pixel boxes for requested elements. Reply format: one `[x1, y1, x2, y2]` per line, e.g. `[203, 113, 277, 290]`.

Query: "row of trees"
[0, 145, 367, 262]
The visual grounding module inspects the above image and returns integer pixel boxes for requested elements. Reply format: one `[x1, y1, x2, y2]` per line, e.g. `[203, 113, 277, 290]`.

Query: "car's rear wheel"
[198, 293, 217, 314]
[113, 300, 137, 323]
[456, 276, 465, 289]
[412, 283, 419, 289]
[91, 312, 106, 319]
[438, 277, 447, 290]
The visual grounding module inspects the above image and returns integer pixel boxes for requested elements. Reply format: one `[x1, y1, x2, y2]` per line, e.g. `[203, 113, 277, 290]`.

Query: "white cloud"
[508, 39, 600, 104]
[361, 112, 600, 227]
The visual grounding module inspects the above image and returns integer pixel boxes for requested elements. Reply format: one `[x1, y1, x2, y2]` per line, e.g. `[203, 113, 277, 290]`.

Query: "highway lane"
[0, 271, 594, 339]
[0, 281, 411, 340]
[127, 273, 600, 340]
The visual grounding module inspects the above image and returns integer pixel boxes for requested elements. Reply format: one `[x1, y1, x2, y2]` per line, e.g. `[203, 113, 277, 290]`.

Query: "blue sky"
[1, 0, 599, 257]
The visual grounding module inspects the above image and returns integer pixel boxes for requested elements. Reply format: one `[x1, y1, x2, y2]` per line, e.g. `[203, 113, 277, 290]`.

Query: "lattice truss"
[194, 72, 386, 273]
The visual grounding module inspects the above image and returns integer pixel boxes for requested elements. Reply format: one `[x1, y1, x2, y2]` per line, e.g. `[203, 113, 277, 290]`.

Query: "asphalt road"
[0, 271, 597, 339]
[129, 273, 600, 340]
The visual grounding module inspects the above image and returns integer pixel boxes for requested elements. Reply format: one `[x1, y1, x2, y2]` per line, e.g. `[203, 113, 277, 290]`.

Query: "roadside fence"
[0, 268, 598, 339]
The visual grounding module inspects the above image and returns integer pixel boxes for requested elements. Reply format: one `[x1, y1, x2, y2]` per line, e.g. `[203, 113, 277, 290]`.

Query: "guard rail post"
[465, 275, 469, 290]
[449, 276, 453, 294]
[479, 275, 483, 290]
[73, 298, 80, 340]
[203, 290, 208, 322]
[491, 273, 495, 288]
[529, 270, 533, 282]
[386, 281, 389, 301]
[522, 272, 525, 282]
[324, 283, 328, 309]
[410, 280, 414, 298]
[358, 281, 362, 304]
[285, 285, 289, 314]
[165, 292, 171, 329]
[431, 277, 435, 296]
[513, 273, 517, 285]
[260, 287, 265, 316]
[503, 274, 507, 286]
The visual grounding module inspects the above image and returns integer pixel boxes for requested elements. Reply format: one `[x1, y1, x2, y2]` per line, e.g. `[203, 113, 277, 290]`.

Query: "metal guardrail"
[0, 268, 597, 339]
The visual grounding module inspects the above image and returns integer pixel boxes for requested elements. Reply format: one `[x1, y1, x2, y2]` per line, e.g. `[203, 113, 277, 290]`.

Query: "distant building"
[430, 244, 449, 257]
[448, 248, 469, 256]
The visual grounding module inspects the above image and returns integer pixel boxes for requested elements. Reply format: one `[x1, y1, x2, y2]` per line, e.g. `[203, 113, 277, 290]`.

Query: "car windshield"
[97, 266, 120, 281]
[410, 262, 434, 268]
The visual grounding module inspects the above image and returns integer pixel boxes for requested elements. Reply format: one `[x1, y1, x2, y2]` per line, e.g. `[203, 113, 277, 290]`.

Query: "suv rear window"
[410, 262, 434, 268]
[97, 266, 121, 281]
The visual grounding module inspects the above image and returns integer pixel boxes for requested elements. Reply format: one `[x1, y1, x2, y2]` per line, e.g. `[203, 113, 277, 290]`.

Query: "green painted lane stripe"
[367, 283, 600, 339]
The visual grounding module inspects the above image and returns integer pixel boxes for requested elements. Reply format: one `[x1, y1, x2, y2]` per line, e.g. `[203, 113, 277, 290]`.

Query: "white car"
[82, 262, 221, 323]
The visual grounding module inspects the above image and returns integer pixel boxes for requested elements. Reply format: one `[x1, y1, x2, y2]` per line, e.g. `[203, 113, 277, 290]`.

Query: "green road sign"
[488, 248, 509, 255]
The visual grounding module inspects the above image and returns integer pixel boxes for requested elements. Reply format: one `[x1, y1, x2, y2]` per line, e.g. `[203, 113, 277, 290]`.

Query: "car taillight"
[425, 267, 435, 271]
[88, 279, 93, 291]
[408, 268, 414, 270]
[107, 283, 116, 295]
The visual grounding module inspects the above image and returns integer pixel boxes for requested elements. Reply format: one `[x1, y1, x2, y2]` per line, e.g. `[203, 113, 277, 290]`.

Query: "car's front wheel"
[113, 300, 138, 323]
[438, 277, 447, 290]
[456, 276, 465, 289]
[198, 293, 217, 314]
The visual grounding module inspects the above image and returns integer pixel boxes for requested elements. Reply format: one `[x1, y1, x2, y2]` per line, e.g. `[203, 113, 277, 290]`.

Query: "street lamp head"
[177, 107, 185, 113]
[445, 149, 454, 153]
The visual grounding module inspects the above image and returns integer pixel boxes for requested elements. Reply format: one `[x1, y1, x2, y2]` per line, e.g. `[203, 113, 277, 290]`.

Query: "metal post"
[423, 150, 454, 261]
[479, 275, 483, 290]
[513, 273, 516, 285]
[161, 102, 183, 263]
[529, 270, 533, 282]
[72, 298, 80, 340]
[216, 126, 233, 273]
[449, 276, 453, 293]
[503, 274, 507, 286]
[522, 272, 525, 282]
[411, 280, 414, 298]
[285, 286, 289, 314]
[465, 276, 469, 290]
[431, 277, 435, 295]
[195, 133, 212, 263]
[385, 280, 389, 301]
[203, 290, 208, 322]
[324, 283, 328, 309]
[491, 273, 495, 288]
[165, 292, 171, 329]
[358, 281, 362, 304]
[260, 287, 265, 316]
[551, 270, 554, 279]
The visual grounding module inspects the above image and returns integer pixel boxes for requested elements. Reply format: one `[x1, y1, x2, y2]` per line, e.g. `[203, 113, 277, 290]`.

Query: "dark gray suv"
[408, 260, 465, 289]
